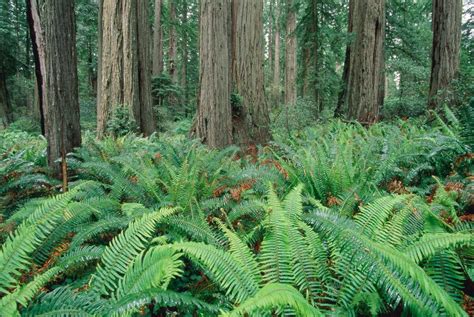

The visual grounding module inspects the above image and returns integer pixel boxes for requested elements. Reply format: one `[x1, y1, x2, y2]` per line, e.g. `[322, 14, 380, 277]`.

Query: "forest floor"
[0, 113, 473, 316]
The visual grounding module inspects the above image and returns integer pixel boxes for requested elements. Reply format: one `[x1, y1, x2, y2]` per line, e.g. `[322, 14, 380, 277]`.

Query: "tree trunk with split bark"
[96, 0, 156, 137]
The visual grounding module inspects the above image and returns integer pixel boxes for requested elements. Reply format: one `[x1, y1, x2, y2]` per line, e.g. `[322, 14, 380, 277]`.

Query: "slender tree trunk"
[231, 0, 270, 147]
[428, 0, 462, 109]
[26, 0, 45, 135]
[35, 0, 82, 177]
[97, 0, 156, 137]
[87, 39, 97, 96]
[284, 0, 297, 106]
[152, 0, 163, 76]
[194, 0, 232, 148]
[0, 72, 13, 127]
[268, 0, 274, 80]
[96, 0, 103, 122]
[338, 0, 385, 123]
[168, 0, 177, 83]
[181, 0, 188, 104]
[136, 0, 155, 135]
[273, 0, 281, 105]
[302, 0, 318, 105]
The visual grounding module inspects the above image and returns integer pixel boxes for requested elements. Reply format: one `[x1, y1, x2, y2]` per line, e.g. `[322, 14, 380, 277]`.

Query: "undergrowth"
[0, 108, 473, 316]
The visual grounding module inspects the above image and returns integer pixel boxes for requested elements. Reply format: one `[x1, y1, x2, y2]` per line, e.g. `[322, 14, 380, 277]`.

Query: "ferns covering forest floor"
[0, 109, 473, 316]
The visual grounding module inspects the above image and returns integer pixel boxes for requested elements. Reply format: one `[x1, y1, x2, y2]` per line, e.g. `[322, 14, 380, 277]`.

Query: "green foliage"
[222, 283, 323, 317]
[0, 115, 472, 315]
[105, 105, 138, 137]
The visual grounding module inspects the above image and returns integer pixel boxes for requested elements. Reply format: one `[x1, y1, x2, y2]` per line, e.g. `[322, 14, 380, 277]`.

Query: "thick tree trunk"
[231, 0, 270, 147]
[428, 0, 462, 109]
[194, 0, 232, 149]
[152, 0, 163, 76]
[33, 0, 82, 177]
[339, 0, 385, 124]
[168, 0, 177, 83]
[284, 0, 297, 106]
[0, 72, 13, 127]
[97, 0, 156, 137]
[273, 0, 281, 105]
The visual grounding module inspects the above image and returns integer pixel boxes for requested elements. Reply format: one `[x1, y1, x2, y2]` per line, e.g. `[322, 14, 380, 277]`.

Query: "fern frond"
[107, 289, 219, 316]
[91, 208, 177, 296]
[227, 199, 265, 222]
[57, 246, 105, 270]
[425, 251, 465, 304]
[172, 242, 260, 303]
[115, 246, 183, 299]
[214, 219, 261, 286]
[69, 217, 130, 250]
[0, 266, 62, 314]
[404, 233, 473, 264]
[221, 283, 323, 317]
[259, 187, 294, 285]
[354, 195, 408, 238]
[0, 224, 37, 293]
[309, 211, 467, 316]
[165, 215, 223, 246]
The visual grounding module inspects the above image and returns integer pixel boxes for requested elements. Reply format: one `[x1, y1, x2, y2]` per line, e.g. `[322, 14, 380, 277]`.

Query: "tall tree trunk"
[181, 0, 188, 105]
[428, 0, 462, 109]
[268, 0, 274, 81]
[87, 39, 97, 96]
[194, 0, 232, 149]
[0, 72, 13, 127]
[302, 0, 319, 106]
[136, 0, 155, 135]
[168, 0, 177, 83]
[26, 0, 45, 134]
[97, 0, 156, 137]
[339, 0, 385, 124]
[284, 0, 297, 106]
[273, 0, 281, 105]
[29, 0, 82, 177]
[152, 0, 163, 76]
[231, 0, 270, 147]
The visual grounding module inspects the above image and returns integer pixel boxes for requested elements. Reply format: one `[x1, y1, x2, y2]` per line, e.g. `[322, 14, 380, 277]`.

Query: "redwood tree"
[168, 0, 177, 83]
[96, 0, 155, 137]
[152, 0, 163, 76]
[338, 0, 385, 124]
[428, 0, 462, 109]
[0, 72, 13, 127]
[273, 0, 281, 105]
[231, 0, 270, 147]
[284, 0, 297, 106]
[194, 0, 232, 148]
[27, 0, 81, 177]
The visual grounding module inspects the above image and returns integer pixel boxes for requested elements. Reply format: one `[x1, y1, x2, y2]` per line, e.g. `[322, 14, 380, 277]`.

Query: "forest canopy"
[0, 0, 473, 316]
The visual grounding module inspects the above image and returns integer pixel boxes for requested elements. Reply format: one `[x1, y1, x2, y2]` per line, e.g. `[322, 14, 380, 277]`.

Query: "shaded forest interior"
[0, 0, 473, 316]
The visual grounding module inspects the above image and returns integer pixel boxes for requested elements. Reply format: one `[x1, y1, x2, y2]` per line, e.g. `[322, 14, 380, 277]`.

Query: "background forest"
[0, 0, 473, 316]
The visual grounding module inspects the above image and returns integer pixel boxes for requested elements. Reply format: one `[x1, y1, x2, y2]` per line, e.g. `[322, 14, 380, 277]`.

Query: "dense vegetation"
[1, 0, 473, 316]
[0, 107, 473, 316]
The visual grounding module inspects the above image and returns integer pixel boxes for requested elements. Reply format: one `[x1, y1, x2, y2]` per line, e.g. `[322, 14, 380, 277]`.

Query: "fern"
[404, 233, 473, 264]
[172, 242, 260, 303]
[0, 266, 62, 315]
[107, 289, 219, 316]
[308, 210, 468, 316]
[221, 283, 323, 317]
[91, 208, 177, 296]
[114, 246, 183, 299]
